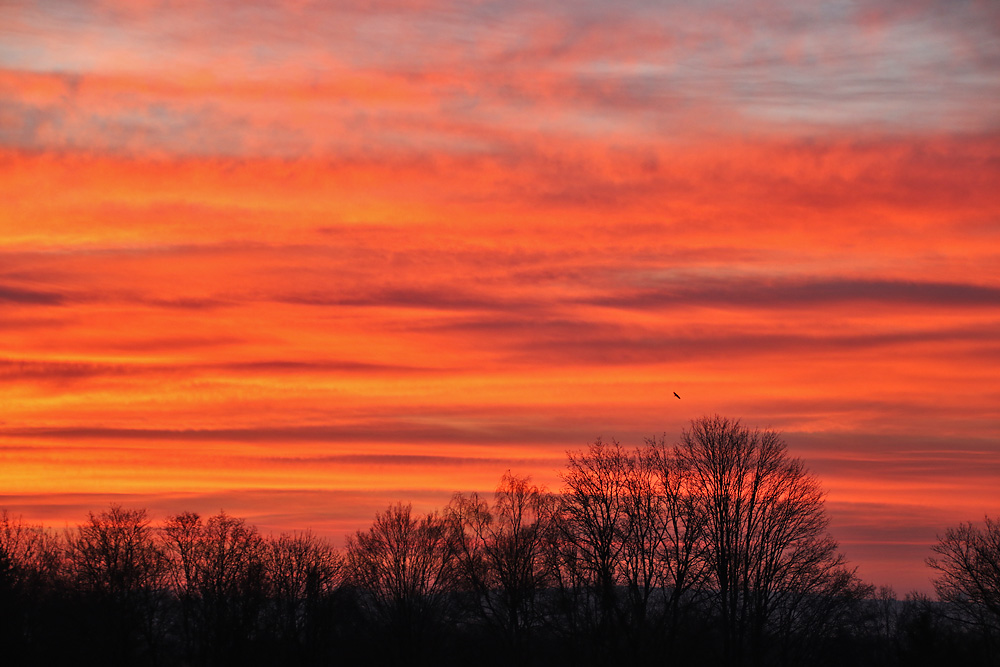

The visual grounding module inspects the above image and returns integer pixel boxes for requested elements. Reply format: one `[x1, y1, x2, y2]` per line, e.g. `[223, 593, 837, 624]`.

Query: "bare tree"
[162, 510, 267, 665]
[0, 510, 62, 590]
[199, 512, 266, 602]
[558, 437, 629, 642]
[1, 511, 63, 658]
[644, 437, 709, 642]
[67, 505, 167, 597]
[928, 515, 1000, 636]
[265, 530, 345, 655]
[200, 511, 267, 664]
[676, 416, 852, 666]
[347, 502, 455, 662]
[447, 472, 555, 654]
[768, 561, 873, 666]
[557, 438, 709, 661]
[163, 511, 202, 591]
[162, 510, 204, 659]
[65, 505, 170, 662]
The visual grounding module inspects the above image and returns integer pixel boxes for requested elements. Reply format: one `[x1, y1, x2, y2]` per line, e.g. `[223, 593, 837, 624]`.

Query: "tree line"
[1, 416, 998, 666]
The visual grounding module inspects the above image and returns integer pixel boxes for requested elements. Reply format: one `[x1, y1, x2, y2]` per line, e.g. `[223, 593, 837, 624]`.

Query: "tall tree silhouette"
[557, 438, 709, 663]
[675, 416, 855, 666]
[557, 437, 629, 659]
[447, 472, 556, 657]
[264, 530, 346, 661]
[928, 516, 1000, 643]
[1, 511, 62, 661]
[66, 505, 169, 664]
[162, 511, 267, 666]
[347, 502, 455, 664]
[644, 436, 709, 649]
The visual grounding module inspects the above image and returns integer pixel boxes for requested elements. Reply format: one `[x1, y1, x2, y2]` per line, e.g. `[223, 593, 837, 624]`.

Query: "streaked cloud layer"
[2, 0, 998, 593]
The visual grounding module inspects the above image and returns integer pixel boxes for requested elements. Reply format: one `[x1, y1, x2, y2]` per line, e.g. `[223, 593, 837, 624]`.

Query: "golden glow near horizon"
[2, 0, 999, 593]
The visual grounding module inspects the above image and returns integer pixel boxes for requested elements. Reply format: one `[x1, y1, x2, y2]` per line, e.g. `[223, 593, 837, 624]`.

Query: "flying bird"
[673, 392, 681, 399]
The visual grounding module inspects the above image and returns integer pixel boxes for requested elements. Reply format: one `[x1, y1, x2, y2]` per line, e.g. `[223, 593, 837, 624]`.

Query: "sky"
[1, 0, 999, 594]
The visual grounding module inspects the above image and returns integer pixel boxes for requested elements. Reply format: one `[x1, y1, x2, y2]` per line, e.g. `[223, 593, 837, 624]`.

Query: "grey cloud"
[586, 278, 1000, 310]
[0, 284, 65, 305]
[494, 322, 1000, 367]
[0, 420, 580, 446]
[0, 357, 447, 383]
[262, 453, 562, 467]
[277, 286, 536, 312]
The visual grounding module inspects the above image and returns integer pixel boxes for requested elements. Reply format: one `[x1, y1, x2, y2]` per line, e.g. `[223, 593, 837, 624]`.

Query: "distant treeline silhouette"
[1, 416, 997, 666]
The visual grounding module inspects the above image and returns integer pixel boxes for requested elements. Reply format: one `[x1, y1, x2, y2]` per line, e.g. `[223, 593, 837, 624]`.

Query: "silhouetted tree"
[347, 502, 455, 664]
[264, 530, 346, 662]
[201, 510, 267, 657]
[869, 585, 901, 661]
[768, 564, 873, 666]
[927, 515, 1000, 651]
[893, 591, 992, 667]
[676, 416, 855, 667]
[557, 437, 629, 657]
[0, 510, 62, 584]
[0, 511, 63, 661]
[162, 510, 204, 661]
[557, 438, 708, 663]
[447, 472, 556, 658]
[66, 505, 170, 664]
[162, 510, 268, 666]
[616, 444, 665, 653]
[644, 436, 710, 651]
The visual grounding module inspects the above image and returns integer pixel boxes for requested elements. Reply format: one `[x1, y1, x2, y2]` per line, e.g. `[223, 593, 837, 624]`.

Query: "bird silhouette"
[674, 392, 681, 399]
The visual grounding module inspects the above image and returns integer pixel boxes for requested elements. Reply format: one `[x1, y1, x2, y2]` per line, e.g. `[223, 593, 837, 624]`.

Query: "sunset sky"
[2, 0, 999, 594]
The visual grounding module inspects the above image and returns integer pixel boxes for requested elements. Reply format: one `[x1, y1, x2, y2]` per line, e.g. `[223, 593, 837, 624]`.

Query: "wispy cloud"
[583, 278, 1000, 310]
[0, 283, 65, 304]
[0, 420, 582, 446]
